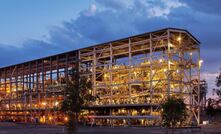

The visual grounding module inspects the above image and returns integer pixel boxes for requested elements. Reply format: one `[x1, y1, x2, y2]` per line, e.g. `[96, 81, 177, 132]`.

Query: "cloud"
[96, 0, 186, 18]
[0, 0, 221, 99]
[95, 0, 129, 10]
[182, 0, 221, 15]
[148, 0, 187, 18]
[83, 4, 97, 16]
[0, 40, 61, 67]
[0, 0, 216, 67]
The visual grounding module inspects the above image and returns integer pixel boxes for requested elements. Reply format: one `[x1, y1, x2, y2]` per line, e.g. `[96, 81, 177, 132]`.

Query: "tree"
[206, 98, 216, 121]
[61, 68, 96, 134]
[161, 97, 187, 128]
[200, 80, 208, 109]
[212, 71, 221, 108]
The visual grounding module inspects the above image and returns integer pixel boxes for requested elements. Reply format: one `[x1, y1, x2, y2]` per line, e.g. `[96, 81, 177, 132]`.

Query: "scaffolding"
[0, 28, 201, 126]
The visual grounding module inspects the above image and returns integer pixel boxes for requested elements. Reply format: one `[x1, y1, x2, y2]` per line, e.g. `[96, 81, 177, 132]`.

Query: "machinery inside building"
[0, 28, 201, 126]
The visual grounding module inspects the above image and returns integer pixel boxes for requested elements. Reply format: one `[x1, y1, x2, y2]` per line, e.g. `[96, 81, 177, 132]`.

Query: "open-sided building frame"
[0, 28, 201, 126]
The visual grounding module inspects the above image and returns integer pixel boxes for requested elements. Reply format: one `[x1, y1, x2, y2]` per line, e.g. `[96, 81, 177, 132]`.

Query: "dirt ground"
[0, 122, 220, 134]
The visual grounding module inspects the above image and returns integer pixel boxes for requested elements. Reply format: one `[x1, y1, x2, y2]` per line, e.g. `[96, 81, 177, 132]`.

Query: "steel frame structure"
[0, 28, 201, 126]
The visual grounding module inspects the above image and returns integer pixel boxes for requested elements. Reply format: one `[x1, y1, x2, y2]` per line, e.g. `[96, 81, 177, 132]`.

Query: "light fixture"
[42, 102, 47, 106]
[55, 101, 59, 106]
[199, 59, 203, 67]
[49, 116, 52, 120]
[64, 117, 68, 121]
[176, 69, 179, 73]
[189, 52, 192, 56]
[177, 36, 182, 41]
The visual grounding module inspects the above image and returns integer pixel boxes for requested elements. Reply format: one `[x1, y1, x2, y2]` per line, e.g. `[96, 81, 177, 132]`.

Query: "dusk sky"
[0, 0, 221, 97]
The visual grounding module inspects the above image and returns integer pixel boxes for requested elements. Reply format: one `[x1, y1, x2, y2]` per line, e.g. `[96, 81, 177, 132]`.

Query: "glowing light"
[199, 59, 203, 64]
[104, 74, 108, 78]
[199, 59, 203, 67]
[42, 102, 47, 106]
[176, 69, 179, 73]
[55, 101, 59, 106]
[6, 90, 10, 93]
[40, 116, 45, 123]
[64, 117, 68, 121]
[163, 69, 167, 72]
[189, 52, 192, 56]
[177, 36, 182, 41]
[169, 43, 174, 47]
[17, 104, 21, 108]
[49, 116, 52, 120]
[159, 59, 163, 63]
[168, 60, 173, 65]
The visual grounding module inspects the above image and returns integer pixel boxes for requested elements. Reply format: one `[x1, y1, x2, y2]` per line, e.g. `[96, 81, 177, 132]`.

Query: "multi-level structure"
[0, 28, 201, 126]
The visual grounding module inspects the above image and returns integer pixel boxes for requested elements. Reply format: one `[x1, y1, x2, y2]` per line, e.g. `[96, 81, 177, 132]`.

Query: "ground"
[0, 122, 221, 134]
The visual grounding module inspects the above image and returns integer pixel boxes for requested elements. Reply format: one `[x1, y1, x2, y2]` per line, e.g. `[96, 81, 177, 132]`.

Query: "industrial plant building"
[0, 28, 201, 126]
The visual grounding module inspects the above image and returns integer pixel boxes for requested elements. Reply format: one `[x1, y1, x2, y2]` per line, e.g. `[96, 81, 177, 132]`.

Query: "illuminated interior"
[0, 28, 201, 126]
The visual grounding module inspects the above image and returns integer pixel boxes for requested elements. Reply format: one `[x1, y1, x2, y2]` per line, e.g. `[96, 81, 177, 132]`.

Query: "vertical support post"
[56, 56, 59, 84]
[65, 54, 68, 82]
[110, 43, 113, 105]
[178, 32, 183, 94]
[189, 51, 193, 110]
[4, 68, 6, 95]
[16, 66, 18, 95]
[4, 68, 6, 121]
[9, 68, 12, 112]
[36, 61, 39, 90]
[22, 64, 25, 122]
[128, 38, 132, 126]
[78, 51, 81, 76]
[167, 29, 171, 98]
[50, 57, 53, 85]
[9, 67, 12, 97]
[109, 43, 113, 126]
[42, 60, 45, 92]
[92, 47, 96, 96]
[128, 38, 132, 104]
[29, 63, 31, 91]
[197, 48, 201, 125]
[28, 62, 32, 121]
[149, 33, 153, 115]
[36, 60, 40, 120]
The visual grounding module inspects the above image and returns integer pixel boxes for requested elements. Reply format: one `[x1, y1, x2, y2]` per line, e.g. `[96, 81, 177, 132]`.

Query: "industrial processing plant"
[0, 28, 201, 126]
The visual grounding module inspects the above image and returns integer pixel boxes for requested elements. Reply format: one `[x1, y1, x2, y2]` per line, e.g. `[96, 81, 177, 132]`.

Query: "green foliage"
[214, 72, 221, 98]
[161, 97, 187, 128]
[212, 72, 221, 108]
[206, 98, 216, 118]
[60, 68, 96, 134]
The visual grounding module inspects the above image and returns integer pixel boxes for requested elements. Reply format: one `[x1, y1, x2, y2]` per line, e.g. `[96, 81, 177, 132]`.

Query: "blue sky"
[0, 0, 221, 97]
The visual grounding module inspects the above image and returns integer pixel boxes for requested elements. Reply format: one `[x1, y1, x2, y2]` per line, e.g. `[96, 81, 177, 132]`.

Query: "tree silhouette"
[61, 68, 96, 134]
[161, 97, 187, 128]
